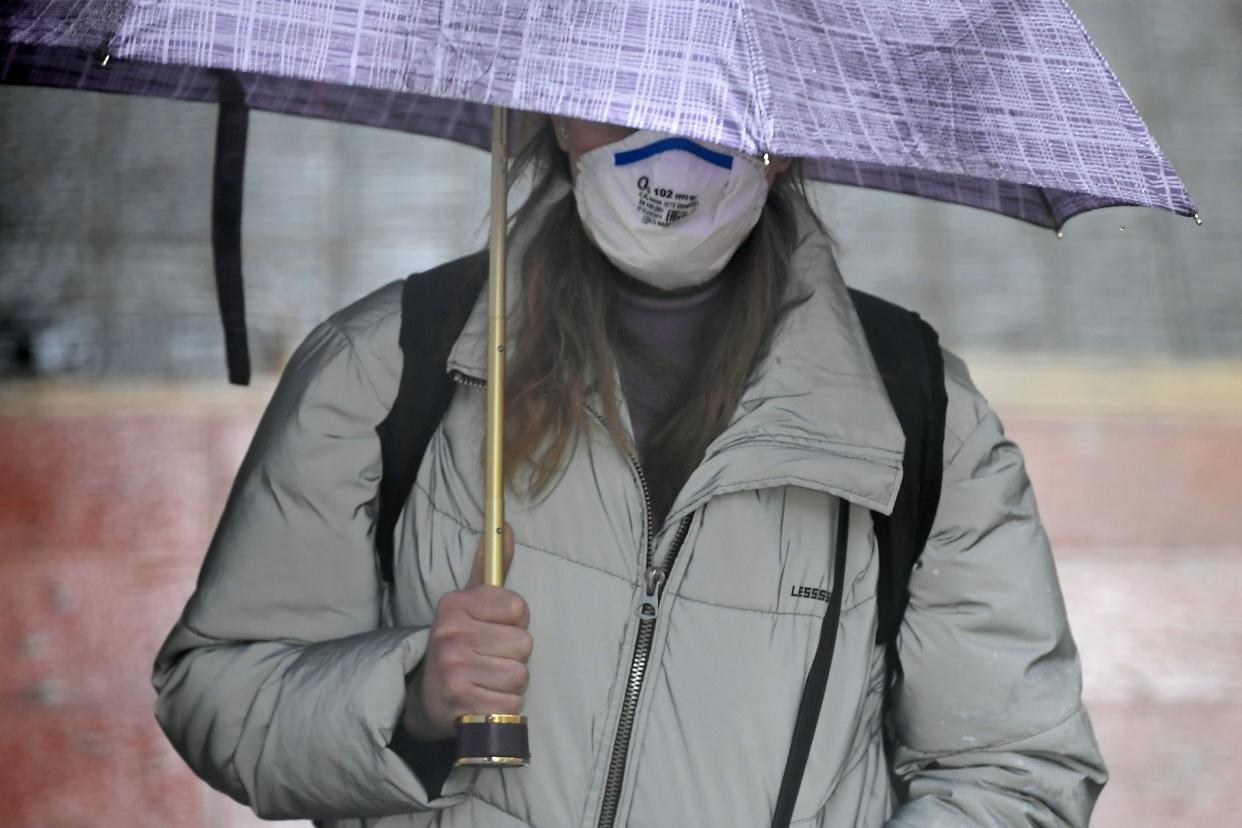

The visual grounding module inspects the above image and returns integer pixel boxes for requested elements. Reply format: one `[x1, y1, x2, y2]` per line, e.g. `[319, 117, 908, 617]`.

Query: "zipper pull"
[638, 566, 666, 619]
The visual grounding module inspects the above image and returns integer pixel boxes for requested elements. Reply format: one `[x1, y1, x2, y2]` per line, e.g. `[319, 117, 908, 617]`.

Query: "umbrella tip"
[1194, 213, 1203, 226]
[1055, 230, 1064, 240]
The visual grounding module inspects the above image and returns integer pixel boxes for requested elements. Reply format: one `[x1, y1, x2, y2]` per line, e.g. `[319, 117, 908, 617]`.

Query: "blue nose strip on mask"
[613, 137, 734, 170]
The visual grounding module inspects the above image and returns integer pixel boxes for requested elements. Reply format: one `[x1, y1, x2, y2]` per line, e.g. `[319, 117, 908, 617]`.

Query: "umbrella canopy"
[5, 0, 1196, 229]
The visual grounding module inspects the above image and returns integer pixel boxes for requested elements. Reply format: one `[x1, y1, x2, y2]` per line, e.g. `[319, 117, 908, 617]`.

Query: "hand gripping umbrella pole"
[454, 107, 531, 767]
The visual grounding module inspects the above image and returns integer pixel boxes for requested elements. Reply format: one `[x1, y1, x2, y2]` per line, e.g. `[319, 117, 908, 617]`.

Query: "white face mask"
[573, 129, 770, 291]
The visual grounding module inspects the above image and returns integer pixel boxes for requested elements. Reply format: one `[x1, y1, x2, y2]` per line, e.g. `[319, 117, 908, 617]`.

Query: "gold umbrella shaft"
[483, 105, 508, 585]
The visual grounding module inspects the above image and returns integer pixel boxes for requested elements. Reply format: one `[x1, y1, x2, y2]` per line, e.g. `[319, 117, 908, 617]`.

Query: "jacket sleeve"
[882, 351, 1108, 827]
[150, 305, 464, 819]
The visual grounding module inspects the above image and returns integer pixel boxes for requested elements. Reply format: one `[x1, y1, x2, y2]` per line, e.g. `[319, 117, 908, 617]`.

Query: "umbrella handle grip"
[454, 714, 530, 766]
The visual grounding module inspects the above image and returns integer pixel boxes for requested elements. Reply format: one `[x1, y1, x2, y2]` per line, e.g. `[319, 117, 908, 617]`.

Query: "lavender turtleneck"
[612, 276, 722, 531]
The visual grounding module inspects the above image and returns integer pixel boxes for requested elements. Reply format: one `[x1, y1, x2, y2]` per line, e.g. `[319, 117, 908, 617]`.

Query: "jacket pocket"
[675, 488, 875, 618]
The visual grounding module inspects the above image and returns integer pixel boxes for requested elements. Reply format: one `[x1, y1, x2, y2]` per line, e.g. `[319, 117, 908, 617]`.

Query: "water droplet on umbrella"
[1194, 213, 1203, 226]
[761, 152, 771, 167]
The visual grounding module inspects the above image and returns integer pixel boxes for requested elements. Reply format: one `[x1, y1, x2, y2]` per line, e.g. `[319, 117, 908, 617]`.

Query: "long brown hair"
[501, 117, 824, 519]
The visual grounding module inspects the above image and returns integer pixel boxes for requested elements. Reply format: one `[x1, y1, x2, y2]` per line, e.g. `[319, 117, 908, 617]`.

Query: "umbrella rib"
[733, 1, 773, 152]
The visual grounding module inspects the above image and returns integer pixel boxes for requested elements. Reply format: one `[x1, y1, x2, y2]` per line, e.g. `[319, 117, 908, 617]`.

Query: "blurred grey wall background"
[1, 0, 1238, 377]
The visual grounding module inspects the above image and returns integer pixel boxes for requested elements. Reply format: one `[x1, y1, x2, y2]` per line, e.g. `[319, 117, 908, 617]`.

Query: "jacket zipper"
[584, 404, 694, 828]
[597, 510, 692, 828]
[454, 376, 693, 826]
[449, 369, 486, 389]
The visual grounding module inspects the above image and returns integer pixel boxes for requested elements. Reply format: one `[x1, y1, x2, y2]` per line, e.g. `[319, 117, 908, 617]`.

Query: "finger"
[456, 686, 526, 718]
[466, 522, 516, 589]
[464, 655, 530, 695]
[462, 584, 530, 628]
[467, 622, 534, 661]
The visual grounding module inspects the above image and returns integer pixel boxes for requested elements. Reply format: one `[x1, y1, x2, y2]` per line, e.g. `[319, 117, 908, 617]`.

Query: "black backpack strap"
[374, 250, 488, 586]
[847, 288, 947, 655]
[770, 289, 946, 828]
[772, 502, 849, 828]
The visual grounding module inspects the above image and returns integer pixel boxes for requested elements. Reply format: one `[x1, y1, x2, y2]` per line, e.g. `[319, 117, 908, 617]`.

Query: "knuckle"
[514, 663, 530, 692]
[435, 602, 467, 629]
[438, 590, 465, 613]
[430, 623, 462, 649]
[499, 660, 523, 689]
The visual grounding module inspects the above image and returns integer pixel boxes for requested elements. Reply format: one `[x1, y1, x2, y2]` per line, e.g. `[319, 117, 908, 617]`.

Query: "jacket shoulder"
[939, 347, 998, 470]
[309, 279, 405, 403]
[324, 279, 404, 351]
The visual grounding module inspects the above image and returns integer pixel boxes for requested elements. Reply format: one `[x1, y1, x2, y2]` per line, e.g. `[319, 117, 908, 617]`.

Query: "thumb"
[467, 522, 516, 588]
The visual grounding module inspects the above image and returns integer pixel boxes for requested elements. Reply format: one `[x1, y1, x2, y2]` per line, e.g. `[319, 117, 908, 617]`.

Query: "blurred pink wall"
[1, 371, 1238, 827]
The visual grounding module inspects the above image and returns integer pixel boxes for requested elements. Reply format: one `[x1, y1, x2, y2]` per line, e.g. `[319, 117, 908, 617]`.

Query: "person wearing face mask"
[152, 116, 1106, 827]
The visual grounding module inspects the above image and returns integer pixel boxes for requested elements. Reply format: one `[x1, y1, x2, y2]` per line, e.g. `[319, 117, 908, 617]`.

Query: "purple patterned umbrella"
[4, 0, 1196, 229]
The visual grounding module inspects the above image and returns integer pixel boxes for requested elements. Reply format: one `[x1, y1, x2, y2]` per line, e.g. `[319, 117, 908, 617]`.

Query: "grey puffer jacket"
[152, 225, 1107, 827]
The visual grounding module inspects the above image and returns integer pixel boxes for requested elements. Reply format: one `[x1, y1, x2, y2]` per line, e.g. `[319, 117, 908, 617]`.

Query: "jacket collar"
[445, 196, 906, 520]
